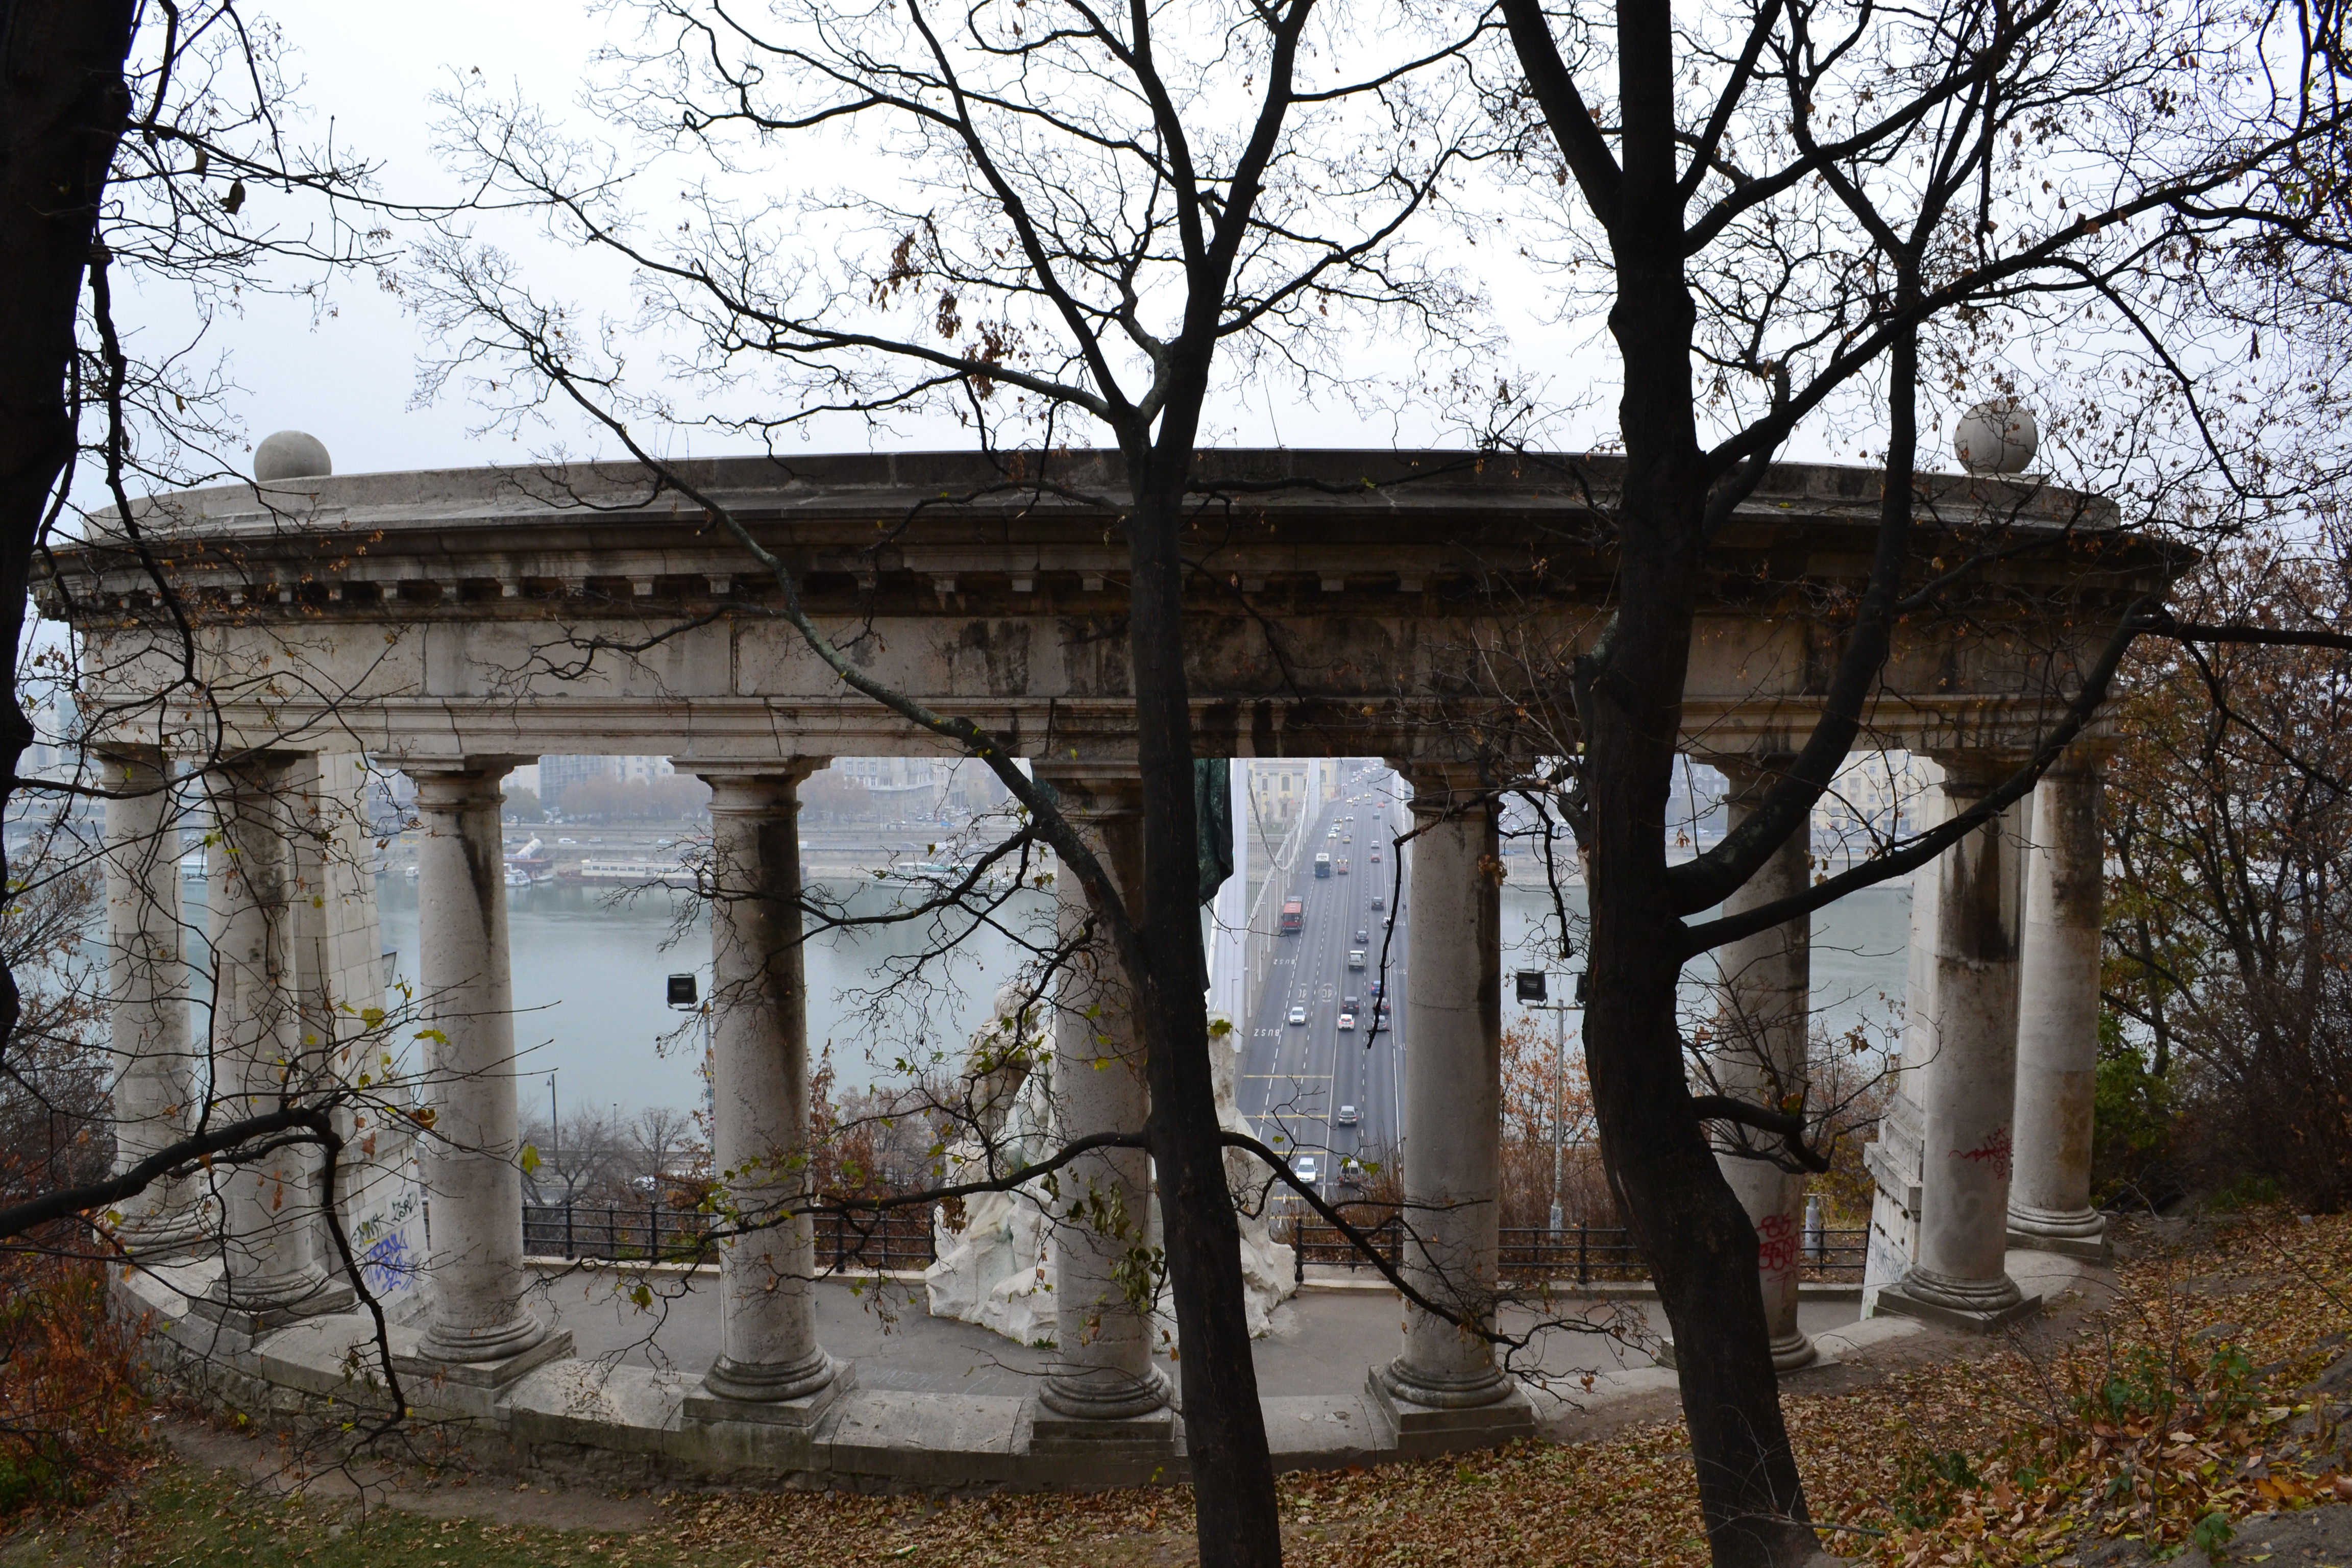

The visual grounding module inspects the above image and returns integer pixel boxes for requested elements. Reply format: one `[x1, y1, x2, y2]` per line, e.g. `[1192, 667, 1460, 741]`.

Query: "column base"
[1873, 1272, 2042, 1334]
[1029, 1401, 1178, 1459]
[685, 1356, 851, 1428]
[1769, 1329, 1821, 1373]
[1655, 1331, 1826, 1376]
[394, 1326, 574, 1390]
[189, 1268, 356, 1337]
[694, 1348, 842, 1408]
[418, 1308, 555, 1367]
[1039, 1362, 1171, 1422]
[1367, 1364, 1535, 1455]
[114, 1203, 215, 1263]
[2007, 1204, 2112, 1261]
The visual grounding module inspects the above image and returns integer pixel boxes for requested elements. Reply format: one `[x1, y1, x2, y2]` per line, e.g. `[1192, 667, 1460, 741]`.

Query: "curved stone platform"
[71, 448, 2155, 1487]
[123, 1256, 1874, 1487]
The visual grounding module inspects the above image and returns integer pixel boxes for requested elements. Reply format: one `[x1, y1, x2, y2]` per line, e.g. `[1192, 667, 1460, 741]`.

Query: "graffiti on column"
[1953, 1128, 2013, 1181]
[1755, 1210, 1800, 1277]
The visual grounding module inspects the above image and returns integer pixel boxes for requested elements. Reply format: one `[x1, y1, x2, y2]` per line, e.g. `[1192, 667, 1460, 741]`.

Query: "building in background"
[836, 756, 943, 818]
[540, 754, 676, 812]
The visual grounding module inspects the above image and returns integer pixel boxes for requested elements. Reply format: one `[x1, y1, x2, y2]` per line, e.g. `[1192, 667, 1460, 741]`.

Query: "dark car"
[1355, 927, 1369, 943]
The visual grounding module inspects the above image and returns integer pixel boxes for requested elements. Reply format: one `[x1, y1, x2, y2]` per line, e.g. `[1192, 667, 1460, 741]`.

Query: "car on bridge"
[1335, 1104, 1358, 1126]
[1287, 1004, 1308, 1025]
[1337, 1012, 1356, 1031]
[1348, 949, 1366, 969]
[1294, 1154, 1320, 1187]
[1369, 891, 1385, 910]
[1356, 927, 1369, 943]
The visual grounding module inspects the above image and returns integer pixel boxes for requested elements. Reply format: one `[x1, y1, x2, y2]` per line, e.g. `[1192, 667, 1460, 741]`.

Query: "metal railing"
[523, 1204, 939, 1273]
[1288, 1218, 1868, 1286]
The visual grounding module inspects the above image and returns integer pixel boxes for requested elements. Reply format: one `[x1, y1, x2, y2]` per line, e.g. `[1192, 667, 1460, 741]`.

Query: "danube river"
[354, 875, 1913, 1118]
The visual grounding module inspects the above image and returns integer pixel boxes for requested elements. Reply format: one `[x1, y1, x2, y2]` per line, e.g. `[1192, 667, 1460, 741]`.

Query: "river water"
[359, 874, 1911, 1117]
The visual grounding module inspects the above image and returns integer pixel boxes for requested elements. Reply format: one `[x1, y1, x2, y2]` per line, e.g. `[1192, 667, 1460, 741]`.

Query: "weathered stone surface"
[46, 450, 2161, 764]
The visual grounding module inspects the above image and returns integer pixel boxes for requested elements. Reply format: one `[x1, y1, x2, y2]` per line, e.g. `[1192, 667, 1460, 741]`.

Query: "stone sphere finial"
[1953, 400, 2038, 476]
[253, 430, 332, 482]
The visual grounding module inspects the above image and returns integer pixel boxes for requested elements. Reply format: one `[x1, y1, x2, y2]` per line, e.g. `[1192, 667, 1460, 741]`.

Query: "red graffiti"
[1756, 1210, 1800, 1275]
[1953, 1128, 2013, 1182]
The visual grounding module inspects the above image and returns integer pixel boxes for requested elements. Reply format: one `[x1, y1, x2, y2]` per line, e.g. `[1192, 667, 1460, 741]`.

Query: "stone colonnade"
[99, 739, 2113, 1431]
[1856, 748, 2113, 1330]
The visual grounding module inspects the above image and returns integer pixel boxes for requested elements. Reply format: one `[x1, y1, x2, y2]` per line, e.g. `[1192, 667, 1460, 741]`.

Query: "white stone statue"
[1209, 1014, 1299, 1337]
[924, 983, 1059, 1343]
[924, 992, 1297, 1342]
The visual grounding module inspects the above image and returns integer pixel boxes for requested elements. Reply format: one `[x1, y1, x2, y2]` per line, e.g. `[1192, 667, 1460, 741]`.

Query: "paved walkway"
[527, 1266, 1867, 1401]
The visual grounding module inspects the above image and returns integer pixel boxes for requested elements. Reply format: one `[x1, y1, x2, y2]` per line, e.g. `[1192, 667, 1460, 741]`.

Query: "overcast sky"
[125, 4, 608, 480]
[117, 1, 2013, 490]
[116, 1, 1671, 485]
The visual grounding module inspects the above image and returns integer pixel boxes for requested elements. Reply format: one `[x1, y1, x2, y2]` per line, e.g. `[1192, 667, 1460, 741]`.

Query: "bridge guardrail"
[1286, 1217, 1868, 1286]
[522, 1204, 938, 1273]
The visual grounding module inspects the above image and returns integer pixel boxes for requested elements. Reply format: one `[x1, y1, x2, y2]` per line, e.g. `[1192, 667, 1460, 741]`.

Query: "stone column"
[682, 764, 843, 1420]
[400, 763, 568, 1379]
[1370, 764, 1533, 1450]
[1032, 763, 1170, 1436]
[1710, 757, 1816, 1371]
[1860, 756, 1942, 1314]
[1880, 753, 2039, 1330]
[2008, 754, 2111, 1257]
[99, 748, 210, 1259]
[193, 755, 352, 1331]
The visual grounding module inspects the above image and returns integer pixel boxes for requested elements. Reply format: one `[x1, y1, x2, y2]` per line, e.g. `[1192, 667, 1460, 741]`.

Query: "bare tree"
[2102, 533, 2352, 1208]
[1485, 0, 2352, 1557]
[415, 4, 1500, 1557]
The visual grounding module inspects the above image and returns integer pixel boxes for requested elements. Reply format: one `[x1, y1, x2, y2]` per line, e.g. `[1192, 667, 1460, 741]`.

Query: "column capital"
[399, 754, 530, 781]
[1704, 751, 1803, 800]
[409, 772, 509, 814]
[203, 748, 313, 786]
[1919, 749, 2031, 793]
[1395, 757, 1496, 813]
[700, 771, 816, 818]
[2038, 737, 2117, 777]
[674, 756, 825, 788]
[91, 740, 169, 772]
[1032, 759, 1144, 820]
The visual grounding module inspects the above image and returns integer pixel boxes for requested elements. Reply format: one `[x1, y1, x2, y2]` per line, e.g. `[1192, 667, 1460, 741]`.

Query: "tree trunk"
[0, 0, 139, 1037]
[1578, 34, 1820, 1554]
[1125, 478, 1283, 1566]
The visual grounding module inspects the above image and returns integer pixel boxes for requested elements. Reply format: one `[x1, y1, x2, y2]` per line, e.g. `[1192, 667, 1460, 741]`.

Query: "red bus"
[1280, 897, 1305, 934]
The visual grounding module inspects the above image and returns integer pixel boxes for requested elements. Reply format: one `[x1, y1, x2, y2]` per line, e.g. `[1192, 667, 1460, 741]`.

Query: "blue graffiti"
[360, 1228, 419, 1295]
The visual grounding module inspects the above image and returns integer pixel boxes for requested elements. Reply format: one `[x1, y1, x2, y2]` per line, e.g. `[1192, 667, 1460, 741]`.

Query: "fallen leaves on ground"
[672, 1211, 2352, 1566]
[15, 1211, 2352, 1566]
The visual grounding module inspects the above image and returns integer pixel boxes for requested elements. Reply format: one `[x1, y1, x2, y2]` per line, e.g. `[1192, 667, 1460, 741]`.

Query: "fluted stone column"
[1711, 757, 1817, 1371]
[1032, 763, 1170, 1436]
[1860, 758, 1943, 1314]
[100, 749, 210, 1259]
[193, 755, 352, 1331]
[683, 765, 842, 1420]
[1880, 754, 2040, 1330]
[1371, 764, 1533, 1449]
[401, 763, 567, 1379]
[2008, 754, 2111, 1258]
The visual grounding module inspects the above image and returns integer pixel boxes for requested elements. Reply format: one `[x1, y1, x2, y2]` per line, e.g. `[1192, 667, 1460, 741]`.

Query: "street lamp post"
[1514, 971, 1577, 1236]
[668, 971, 715, 1129]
